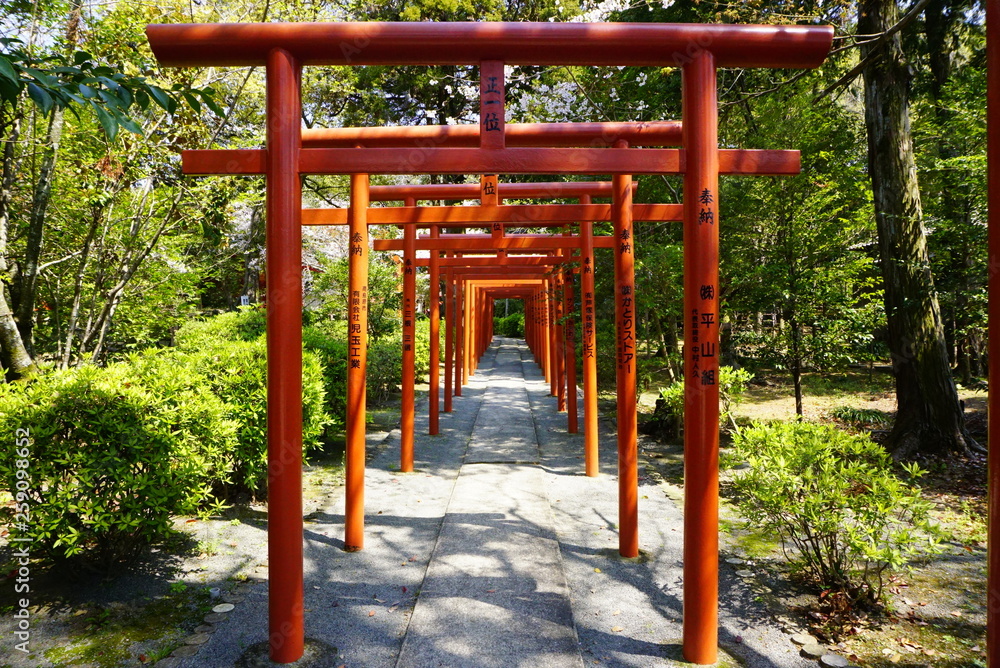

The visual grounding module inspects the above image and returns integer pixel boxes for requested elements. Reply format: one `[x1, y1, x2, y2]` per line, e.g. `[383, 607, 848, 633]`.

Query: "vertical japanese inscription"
[479, 61, 505, 150]
[689, 188, 718, 386]
[617, 230, 635, 374]
[403, 257, 414, 353]
[349, 230, 367, 369]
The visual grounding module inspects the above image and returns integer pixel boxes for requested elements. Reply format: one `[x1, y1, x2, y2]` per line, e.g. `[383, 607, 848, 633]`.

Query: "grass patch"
[840, 618, 986, 667]
[828, 405, 893, 430]
[41, 588, 213, 668]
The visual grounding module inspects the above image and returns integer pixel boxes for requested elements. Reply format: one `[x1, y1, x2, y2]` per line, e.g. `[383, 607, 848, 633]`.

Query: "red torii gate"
[340, 177, 630, 448]
[300, 191, 618, 474]
[147, 21, 833, 665]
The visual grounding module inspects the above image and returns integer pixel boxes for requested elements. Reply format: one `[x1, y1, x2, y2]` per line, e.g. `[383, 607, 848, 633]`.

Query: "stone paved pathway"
[171, 337, 813, 668]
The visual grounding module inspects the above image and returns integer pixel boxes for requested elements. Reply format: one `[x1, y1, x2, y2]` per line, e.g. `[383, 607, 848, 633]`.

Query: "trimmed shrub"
[174, 306, 266, 349]
[302, 326, 349, 432]
[0, 364, 234, 569]
[729, 421, 939, 610]
[181, 339, 327, 499]
[494, 313, 524, 338]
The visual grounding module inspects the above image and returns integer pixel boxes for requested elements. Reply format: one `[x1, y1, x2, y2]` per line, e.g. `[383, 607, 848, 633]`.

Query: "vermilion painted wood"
[302, 121, 682, 148]
[367, 180, 633, 201]
[612, 161, 639, 560]
[345, 173, 370, 553]
[401, 199, 416, 472]
[564, 267, 579, 433]
[480, 61, 505, 150]
[987, 3, 999, 664]
[302, 203, 682, 226]
[428, 226, 441, 435]
[146, 21, 833, 68]
[579, 195, 599, 477]
[149, 20, 835, 665]
[553, 264, 565, 406]
[562, 236, 579, 434]
[444, 262, 454, 413]
[264, 48, 304, 664]
[682, 53, 721, 664]
[412, 256, 569, 267]
[181, 147, 800, 176]
[373, 236, 615, 251]
[456, 280, 465, 395]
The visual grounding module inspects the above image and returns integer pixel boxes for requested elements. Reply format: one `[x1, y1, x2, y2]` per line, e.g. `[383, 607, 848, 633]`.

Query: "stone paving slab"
[397, 338, 582, 668]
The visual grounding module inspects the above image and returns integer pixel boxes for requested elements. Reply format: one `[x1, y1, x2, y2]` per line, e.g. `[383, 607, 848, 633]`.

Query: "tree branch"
[37, 249, 81, 272]
[813, 0, 935, 102]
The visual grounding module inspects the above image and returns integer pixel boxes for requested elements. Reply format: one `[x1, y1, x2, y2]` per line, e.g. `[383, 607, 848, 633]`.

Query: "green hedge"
[175, 340, 327, 499]
[493, 313, 524, 338]
[0, 364, 235, 568]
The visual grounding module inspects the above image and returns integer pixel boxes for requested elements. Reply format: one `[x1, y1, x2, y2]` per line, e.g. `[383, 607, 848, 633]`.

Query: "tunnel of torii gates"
[143, 18, 1000, 667]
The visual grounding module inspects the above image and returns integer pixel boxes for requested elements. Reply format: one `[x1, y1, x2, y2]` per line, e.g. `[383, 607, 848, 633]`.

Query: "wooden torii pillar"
[147, 21, 832, 664]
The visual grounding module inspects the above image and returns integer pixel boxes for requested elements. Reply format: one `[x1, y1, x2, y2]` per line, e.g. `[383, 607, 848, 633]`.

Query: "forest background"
[0, 0, 990, 532]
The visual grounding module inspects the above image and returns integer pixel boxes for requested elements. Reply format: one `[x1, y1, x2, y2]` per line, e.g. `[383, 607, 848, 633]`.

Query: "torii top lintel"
[145, 22, 833, 69]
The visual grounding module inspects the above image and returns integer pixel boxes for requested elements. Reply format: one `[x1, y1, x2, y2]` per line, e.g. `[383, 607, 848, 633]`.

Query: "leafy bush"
[181, 339, 327, 499]
[828, 405, 892, 430]
[366, 336, 403, 404]
[646, 366, 753, 439]
[729, 421, 939, 610]
[0, 364, 234, 569]
[301, 326, 348, 432]
[494, 313, 524, 338]
[174, 306, 266, 349]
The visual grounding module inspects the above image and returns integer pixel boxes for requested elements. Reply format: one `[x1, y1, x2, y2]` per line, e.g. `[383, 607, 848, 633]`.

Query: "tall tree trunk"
[60, 206, 102, 368]
[0, 108, 36, 379]
[13, 0, 81, 356]
[859, 0, 979, 458]
[15, 107, 64, 355]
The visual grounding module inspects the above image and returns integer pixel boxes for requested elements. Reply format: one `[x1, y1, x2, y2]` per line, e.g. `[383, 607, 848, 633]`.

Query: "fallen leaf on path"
[612, 610, 621, 616]
[611, 626, 624, 632]
[368, 610, 376, 617]
[594, 568, 602, 573]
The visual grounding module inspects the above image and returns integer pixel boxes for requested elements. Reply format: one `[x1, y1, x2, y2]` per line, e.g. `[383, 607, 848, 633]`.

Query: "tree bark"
[14, 107, 64, 355]
[859, 0, 979, 458]
[13, 0, 81, 356]
[0, 108, 36, 379]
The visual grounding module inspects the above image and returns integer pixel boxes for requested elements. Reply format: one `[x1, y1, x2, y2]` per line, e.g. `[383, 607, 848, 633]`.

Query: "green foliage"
[493, 313, 524, 338]
[172, 335, 327, 500]
[0, 37, 219, 138]
[729, 422, 940, 609]
[173, 307, 268, 349]
[0, 364, 234, 569]
[301, 325, 349, 433]
[652, 366, 753, 439]
[828, 405, 892, 430]
[310, 255, 402, 341]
